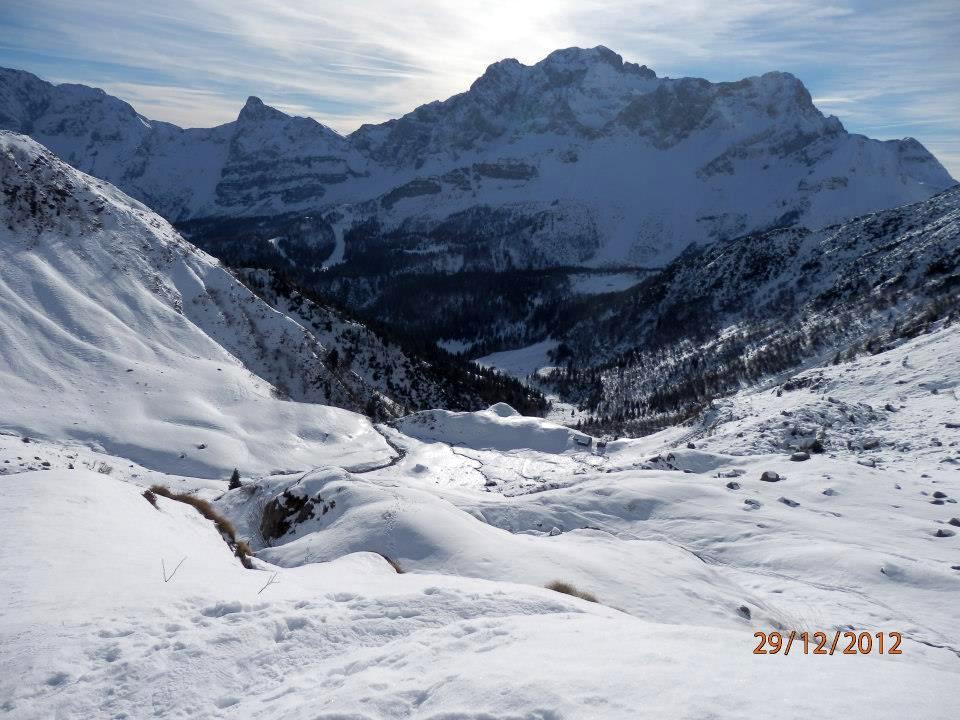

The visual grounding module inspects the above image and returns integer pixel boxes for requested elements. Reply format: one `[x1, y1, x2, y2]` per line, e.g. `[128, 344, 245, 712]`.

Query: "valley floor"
[2, 323, 960, 719]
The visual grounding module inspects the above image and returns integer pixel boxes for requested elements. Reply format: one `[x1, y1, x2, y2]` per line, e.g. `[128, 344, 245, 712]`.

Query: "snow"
[395, 403, 591, 454]
[568, 270, 647, 294]
[0, 132, 393, 477]
[2, 110, 960, 717]
[264, 236, 287, 259]
[3, 347, 960, 718]
[475, 338, 559, 378]
[319, 210, 350, 269]
[2, 318, 959, 716]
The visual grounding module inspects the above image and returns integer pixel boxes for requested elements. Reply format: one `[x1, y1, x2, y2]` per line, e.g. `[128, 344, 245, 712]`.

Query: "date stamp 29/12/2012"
[753, 631, 903, 656]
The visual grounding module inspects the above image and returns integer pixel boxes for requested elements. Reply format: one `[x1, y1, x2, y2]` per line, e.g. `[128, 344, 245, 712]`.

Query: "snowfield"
[2, 321, 959, 717]
[1, 132, 959, 718]
[475, 339, 560, 379]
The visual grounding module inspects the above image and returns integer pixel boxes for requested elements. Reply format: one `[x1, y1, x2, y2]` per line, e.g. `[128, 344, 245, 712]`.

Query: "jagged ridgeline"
[0, 47, 952, 271]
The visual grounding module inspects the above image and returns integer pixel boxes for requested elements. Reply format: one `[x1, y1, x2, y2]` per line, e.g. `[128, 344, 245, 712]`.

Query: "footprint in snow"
[779, 497, 800, 507]
[45, 672, 70, 687]
[94, 644, 121, 663]
[97, 627, 134, 638]
[743, 499, 761, 510]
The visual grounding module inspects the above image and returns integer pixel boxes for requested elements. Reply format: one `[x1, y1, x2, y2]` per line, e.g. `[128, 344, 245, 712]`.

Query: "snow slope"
[0, 131, 394, 476]
[1, 47, 954, 267]
[1, 318, 959, 717]
[2, 448, 958, 718]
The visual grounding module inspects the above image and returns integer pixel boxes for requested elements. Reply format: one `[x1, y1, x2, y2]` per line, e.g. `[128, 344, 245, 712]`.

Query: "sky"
[2, 0, 958, 176]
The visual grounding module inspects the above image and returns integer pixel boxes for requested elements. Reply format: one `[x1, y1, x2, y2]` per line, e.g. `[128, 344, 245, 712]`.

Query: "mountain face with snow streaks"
[542, 185, 960, 432]
[1, 47, 954, 269]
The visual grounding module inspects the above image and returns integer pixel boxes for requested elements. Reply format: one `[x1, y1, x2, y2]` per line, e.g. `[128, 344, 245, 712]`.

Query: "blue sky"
[2, 0, 957, 176]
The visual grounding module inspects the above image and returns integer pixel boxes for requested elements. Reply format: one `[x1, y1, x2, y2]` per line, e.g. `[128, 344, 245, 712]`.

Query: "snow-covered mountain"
[0, 131, 538, 474]
[347, 46, 954, 267]
[2, 47, 954, 268]
[0, 67, 371, 222]
[534, 184, 960, 430]
[0, 130, 399, 476]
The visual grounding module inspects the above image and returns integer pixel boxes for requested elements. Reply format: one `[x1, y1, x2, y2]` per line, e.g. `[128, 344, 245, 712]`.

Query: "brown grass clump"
[374, 552, 404, 574]
[150, 485, 236, 537]
[546, 580, 598, 603]
[142, 489, 158, 508]
[149, 485, 253, 568]
[234, 539, 254, 569]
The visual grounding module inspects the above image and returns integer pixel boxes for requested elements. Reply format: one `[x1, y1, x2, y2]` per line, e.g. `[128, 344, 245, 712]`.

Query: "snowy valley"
[3, 292, 960, 718]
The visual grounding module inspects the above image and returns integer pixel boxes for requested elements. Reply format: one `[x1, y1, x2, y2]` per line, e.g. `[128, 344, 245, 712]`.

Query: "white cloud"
[87, 82, 244, 129]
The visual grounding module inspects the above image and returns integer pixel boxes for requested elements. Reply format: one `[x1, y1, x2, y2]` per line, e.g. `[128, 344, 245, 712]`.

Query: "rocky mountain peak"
[237, 95, 289, 123]
[540, 45, 656, 79]
[0, 50, 953, 243]
[471, 45, 656, 95]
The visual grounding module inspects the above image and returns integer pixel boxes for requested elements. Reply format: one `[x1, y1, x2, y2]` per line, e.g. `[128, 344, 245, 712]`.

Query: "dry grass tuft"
[149, 485, 254, 568]
[142, 489, 158, 509]
[150, 485, 236, 538]
[234, 539, 254, 569]
[373, 552, 404, 574]
[546, 580, 599, 603]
